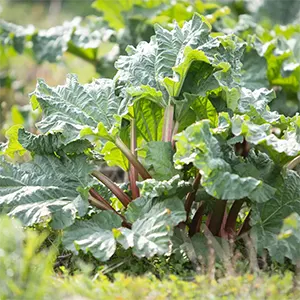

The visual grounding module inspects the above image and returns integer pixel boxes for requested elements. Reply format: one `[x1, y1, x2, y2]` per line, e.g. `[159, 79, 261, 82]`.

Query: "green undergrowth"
[1, 215, 300, 300]
[56, 272, 299, 300]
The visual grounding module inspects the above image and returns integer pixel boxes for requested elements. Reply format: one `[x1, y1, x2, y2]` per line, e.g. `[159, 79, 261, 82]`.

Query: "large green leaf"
[116, 210, 174, 258]
[277, 213, 300, 264]
[63, 211, 122, 261]
[125, 196, 186, 226]
[116, 13, 243, 99]
[125, 176, 189, 224]
[155, 13, 212, 82]
[240, 48, 269, 90]
[251, 171, 300, 264]
[174, 120, 275, 202]
[236, 87, 279, 123]
[143, 141, 179, 180]
[0, 155, 93, 229]
[115, 37, 157, 88]
[232, 115, 300, 164]
[137, 175, 191, 201]
[132, 97, 164, 142]
[30, 74, 122, 144]
[0, 17, 111, 64]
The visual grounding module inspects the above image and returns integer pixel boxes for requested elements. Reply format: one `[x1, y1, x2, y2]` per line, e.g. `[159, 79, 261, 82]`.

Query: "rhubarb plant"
[1, 13, 300, 265]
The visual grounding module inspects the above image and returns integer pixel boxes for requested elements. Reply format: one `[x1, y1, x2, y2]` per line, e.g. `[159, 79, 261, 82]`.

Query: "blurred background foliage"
[0, 0, 97, 142]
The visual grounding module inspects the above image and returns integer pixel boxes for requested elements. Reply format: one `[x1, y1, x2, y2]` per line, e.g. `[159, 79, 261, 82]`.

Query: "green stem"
[162, 104, 174, 143]
[129, 119, 140, 199]
[115, 137, 151, 180]
[92, 171, 131, 207]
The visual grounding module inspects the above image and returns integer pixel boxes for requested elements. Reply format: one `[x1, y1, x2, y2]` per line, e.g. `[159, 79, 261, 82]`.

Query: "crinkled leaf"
[174, 120, 275, 202]
[251, 171, 300, 264]
[18, 128, 92, 155]
[116, 210, 173, 258]
[143, 141, 179, 180]
[63, 211, 122, 261]
[163, 47, 213, 98]
[137, 175, 191, 201]
[125, 176, 190, 224]
[125, 196, 186, 225]
[132, 98, 164, 142]
[156, 13, 212, 85]
[30, 74, 122, 144]
[115, 37, 157, 88]
[232, 115, 300, 164]
[0, 17, 111, 64]
[0, 155, 93, 229]
[31, 19, 78, 63]
[237, 88, 279, 123]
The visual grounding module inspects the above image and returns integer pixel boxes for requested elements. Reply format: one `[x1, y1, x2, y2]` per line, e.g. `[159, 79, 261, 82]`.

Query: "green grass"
[1, 215, 300, 300]
[55, 272, 299, 300]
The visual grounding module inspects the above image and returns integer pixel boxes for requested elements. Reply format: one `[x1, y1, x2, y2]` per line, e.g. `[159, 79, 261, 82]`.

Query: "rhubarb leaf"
[174, 120, 275, 202]
[116, 210, 173, 258]
[232, 115, 300, 164]
[132, 98, 164, 142]
[125, 195, 186, 226]
[18, 128, 92, 155]
[30, 74, 123, 144]
[277, 213, 300, 264]
[0, 155, 93, 229]
[63, 211, 122, 261]
[251, 171, 300, 264]
[100, 141, 129, 171]
[143, 141, 178, 180]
